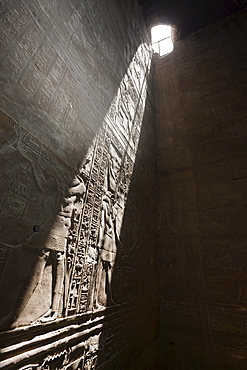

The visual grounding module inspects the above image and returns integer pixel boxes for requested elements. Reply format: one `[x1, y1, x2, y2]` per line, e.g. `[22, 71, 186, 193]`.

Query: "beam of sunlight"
[0, 41, 152, 369]
[64, 42, 152, 316]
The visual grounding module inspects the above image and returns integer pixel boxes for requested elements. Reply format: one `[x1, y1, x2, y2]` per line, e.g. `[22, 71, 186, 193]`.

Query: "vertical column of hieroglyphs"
[65, 40, 152, 314]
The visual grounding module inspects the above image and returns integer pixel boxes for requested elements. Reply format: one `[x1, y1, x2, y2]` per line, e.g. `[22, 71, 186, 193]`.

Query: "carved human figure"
[0, 175, 86, 329]
[94, 191, 120, 308]
[36, 175, 86, 323]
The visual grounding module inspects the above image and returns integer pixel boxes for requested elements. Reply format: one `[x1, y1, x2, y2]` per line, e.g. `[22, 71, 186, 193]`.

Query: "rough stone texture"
[0, 0, 158, 369]
[155, 10, 247, 370]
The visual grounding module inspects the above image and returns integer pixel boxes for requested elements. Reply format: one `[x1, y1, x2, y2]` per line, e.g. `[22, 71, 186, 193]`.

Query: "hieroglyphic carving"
[0, 1, 31, 42]
[0, 0, 152, 334]
[65, 131, 108, 314]
[0, 2, 156, 370]
[74, 0, 115, 62]
[0, 67, 150, 328]
[209, 310, 247, 335]
[18, 334, 100, 370]
[63, 42, 152, 315]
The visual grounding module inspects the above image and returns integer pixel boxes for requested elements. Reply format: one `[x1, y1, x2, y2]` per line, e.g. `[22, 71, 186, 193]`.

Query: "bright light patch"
[151, 25, 174, 57]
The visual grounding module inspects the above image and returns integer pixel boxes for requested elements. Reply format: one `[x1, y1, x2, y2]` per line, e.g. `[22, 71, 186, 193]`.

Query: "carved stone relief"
[0, 0, 158, 368]
[0, 40, 151, 326]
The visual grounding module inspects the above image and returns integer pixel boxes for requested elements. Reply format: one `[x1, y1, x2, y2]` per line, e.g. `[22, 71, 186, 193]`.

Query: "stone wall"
[0, 1, 158, 369]
[155, 10, 247, 369]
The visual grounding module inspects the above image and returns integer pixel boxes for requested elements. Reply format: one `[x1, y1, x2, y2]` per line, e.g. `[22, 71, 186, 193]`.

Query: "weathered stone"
[0, 1, 158, 369]
[155, 10, 247, 369]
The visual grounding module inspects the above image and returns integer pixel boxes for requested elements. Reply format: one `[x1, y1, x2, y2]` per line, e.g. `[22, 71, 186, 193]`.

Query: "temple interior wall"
[155, 10, 247, 369]
[1, 1, 247, 369]
[0, 1, 158, 369]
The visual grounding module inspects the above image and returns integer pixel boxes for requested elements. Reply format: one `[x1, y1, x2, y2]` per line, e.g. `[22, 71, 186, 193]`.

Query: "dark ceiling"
[138, 0, 247, 38]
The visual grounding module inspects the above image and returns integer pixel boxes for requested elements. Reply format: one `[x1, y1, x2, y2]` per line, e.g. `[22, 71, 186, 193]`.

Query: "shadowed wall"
[155, 10, 247, 369]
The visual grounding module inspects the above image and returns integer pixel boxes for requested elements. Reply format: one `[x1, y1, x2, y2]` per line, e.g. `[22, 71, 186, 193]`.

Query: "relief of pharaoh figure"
[94, 146, 122, 308]
[32, 174, 87, 323]
[0, 165, 86, 329]
[94, 191, 120, 308]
